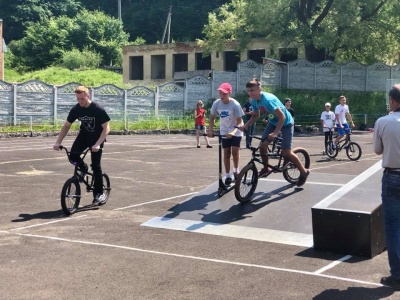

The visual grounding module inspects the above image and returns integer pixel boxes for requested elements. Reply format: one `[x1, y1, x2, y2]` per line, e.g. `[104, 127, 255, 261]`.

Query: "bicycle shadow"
[163, 191, 220, 220]
[12, 205, 99, 222]
[187, 184, 300, 230]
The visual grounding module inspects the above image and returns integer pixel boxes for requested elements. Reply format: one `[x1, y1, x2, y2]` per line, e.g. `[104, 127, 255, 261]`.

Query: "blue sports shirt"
[251, 92, 293, 126]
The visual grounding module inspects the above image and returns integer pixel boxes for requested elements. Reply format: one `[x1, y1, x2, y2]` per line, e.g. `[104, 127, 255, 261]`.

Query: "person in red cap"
[208, 82, 244, 185]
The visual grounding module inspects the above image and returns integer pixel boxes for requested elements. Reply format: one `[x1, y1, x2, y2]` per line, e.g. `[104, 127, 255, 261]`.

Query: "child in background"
[194, 100, 212, 148]
[320, 102, 335, 154]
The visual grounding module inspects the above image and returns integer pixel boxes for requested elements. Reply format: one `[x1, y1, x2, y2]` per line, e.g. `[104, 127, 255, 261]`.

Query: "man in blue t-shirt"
[240, 79, 310, 187]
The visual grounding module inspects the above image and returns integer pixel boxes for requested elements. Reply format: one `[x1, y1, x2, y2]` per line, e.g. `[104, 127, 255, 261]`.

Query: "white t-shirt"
[320, 111, 336, 132]
[335, 104, 350, 125]
[210, 98, 244, 136]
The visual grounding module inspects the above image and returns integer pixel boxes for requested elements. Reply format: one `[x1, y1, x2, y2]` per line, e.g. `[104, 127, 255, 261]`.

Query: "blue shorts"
[336, 123, 351, 136]
[261, 123, 293, 150]
[195, 125, 205, 130]
[221, 136, 242, 148]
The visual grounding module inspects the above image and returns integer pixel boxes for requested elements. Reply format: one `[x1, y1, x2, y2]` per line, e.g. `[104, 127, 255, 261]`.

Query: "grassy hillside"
[4, 67, 131, 89]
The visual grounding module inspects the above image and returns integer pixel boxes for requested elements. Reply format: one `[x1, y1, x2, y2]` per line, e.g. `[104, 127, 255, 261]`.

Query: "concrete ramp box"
[312, 163, 385, 258]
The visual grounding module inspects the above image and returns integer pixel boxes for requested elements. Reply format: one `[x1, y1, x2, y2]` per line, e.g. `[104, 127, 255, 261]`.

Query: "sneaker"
[225, 177, 233, 185]
[381, 276, 400, 290]
[207, 145, 213, 148]
[258, 167, 270, 178]
[197, 145, 201, 148]
[321, 150, 326, 155]
[93, 193, 106, 205]
[296, 170, 310, 187]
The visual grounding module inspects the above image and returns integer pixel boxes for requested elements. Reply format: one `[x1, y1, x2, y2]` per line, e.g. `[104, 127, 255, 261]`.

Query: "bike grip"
[58, 145, 63, 150]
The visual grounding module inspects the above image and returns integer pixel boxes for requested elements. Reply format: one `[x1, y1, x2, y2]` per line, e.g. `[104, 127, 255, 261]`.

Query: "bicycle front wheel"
[98, 173, 111, 205]
[326, 141, 338, 158]
[61, 177, 81, 215]
[283, 147, 310, 184]
[234, 163, 258, 203]
[346, 142, 362, 161]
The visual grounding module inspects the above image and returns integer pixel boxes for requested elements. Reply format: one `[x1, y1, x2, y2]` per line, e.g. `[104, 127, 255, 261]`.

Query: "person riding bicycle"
[240, 78, 310, 187]
[333, 95, 355, 149]
[53, 85, 111, 204]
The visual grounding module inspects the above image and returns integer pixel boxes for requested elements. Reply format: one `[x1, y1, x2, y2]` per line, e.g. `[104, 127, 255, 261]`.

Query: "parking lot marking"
[113, 192, 198, 211]
[13, 232, 382, 287]
[10, 215, 88, 231]
[142, 217, 314, 247]
[314, 255, 352, 274]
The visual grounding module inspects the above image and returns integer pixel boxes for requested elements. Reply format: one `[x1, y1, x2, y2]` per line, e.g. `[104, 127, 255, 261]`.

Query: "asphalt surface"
[0, 131, 398, 300]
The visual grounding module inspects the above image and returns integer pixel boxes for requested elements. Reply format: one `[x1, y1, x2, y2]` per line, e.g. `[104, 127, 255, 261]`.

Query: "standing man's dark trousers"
[70, 134, 104, 196]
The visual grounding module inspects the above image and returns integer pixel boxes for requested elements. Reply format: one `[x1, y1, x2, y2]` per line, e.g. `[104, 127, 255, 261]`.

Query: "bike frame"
[247, 135, 293, 177]
[334, 133, 352, 151]
[59, 146, 96, 192]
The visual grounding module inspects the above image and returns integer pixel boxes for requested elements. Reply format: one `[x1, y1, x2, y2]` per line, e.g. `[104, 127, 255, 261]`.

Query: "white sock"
[233, 168, 239, 173]
[226, 173, 231, 178]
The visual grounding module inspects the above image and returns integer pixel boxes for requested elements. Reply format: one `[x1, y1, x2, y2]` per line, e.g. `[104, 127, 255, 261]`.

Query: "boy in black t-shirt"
[53, 85, 111, 204]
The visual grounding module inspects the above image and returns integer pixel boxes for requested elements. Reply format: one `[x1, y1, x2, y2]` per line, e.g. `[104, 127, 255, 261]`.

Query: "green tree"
[199, 0, 400, 64]
[68, 10, 129, 66]
[121, 0, 229, 43]
[8, 10, 129, 71]
[8, 16, 75, 71]
[0, 0, 81, 42]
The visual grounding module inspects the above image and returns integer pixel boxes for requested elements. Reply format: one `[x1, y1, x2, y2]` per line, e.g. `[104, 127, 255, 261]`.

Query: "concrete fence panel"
[185, 76, 212, 110]
[341, 62, 366, 91]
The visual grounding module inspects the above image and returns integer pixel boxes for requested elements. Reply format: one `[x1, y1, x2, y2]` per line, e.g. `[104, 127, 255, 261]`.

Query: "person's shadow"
[12, 205, 99, 222]
[312, 286, 393, 299]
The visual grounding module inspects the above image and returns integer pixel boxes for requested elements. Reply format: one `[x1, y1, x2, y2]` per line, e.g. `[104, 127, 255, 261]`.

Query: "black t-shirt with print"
[67, 102, 111, 144]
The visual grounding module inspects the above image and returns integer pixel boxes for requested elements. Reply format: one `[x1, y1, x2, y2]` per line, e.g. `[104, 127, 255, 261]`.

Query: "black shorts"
[221, 136, 242, 148]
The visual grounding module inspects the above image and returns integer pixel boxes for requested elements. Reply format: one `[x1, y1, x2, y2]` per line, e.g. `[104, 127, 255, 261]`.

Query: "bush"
[61, 48, 102, 70]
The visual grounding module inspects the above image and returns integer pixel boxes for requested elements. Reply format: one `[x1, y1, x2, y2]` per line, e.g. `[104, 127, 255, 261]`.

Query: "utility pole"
[161, 6, 172, 44]
[118, 0, 122, 22]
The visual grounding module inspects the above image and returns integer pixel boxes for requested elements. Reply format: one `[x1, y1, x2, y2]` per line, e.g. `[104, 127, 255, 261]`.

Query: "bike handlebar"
[58, 146, 92, 165]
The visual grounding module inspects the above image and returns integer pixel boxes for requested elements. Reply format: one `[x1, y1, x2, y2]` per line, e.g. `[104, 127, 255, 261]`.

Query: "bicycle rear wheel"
[234, 163, 258, 203]
[98, 173, 111, 205]
[346, 142, 362, 161]
[283, 147, 310, 184]
[61, 177, 81, 215]
[326, 141, 338, 158]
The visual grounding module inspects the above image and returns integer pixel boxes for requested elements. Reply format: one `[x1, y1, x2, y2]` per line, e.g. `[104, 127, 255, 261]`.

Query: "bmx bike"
[326, 131, 362, 161]
[234, 135, 310, 203]
[58, 146, 111, 215]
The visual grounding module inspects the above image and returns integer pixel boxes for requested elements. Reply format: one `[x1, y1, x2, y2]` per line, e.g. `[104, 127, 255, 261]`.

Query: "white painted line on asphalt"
[13, 232, 382, 287]
[314, 255, 352, 274]
[113, 192, 198, 211]
[142, 217, 314, 248]
[310, 154, 381, 171]
[10, 215, 88, 231]
[313, 160, 382, 209]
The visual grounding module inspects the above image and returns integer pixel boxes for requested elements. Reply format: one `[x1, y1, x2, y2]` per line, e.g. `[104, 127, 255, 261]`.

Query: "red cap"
[218, 83, 232, 94]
